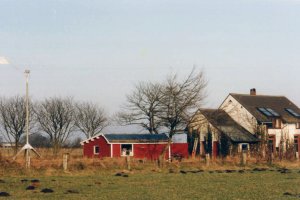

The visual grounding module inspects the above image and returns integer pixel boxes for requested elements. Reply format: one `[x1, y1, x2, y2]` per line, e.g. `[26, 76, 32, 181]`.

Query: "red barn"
[81, 133, 188, 160]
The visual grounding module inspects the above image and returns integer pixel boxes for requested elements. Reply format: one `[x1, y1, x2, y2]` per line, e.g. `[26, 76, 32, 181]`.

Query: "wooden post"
[241, 150, 247, 166]
[25, 149, 30, 169]
[63, 153, 69, 171]
[205, 153, 210, 167]
[192, 138, 199, 159]
[126, 155, 131, 170]
[296, 152, 299, 161]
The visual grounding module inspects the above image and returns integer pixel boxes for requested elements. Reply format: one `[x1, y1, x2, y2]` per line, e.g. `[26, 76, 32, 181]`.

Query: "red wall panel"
[83, 136, 111, 158]
[112, 144, 121, 157]
[171, 143, 189, 158]
[133, 144, 169, 160]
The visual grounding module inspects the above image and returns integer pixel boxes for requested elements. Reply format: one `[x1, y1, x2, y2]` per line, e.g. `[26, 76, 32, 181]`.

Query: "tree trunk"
[158, 139, 171, 168]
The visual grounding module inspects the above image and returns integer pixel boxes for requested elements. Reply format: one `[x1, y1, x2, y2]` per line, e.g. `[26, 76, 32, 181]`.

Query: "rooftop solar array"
[257, 107, 280, 117]
[285, 108, 300, 118]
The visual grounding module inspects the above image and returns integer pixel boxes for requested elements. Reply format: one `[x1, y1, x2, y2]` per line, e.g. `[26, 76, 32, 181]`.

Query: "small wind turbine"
[0, 56, 41, 168]
[13, 69, 41, 168]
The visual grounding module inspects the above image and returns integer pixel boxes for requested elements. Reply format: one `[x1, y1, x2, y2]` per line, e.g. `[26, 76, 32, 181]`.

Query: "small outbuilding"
[81, 133, 188, 160]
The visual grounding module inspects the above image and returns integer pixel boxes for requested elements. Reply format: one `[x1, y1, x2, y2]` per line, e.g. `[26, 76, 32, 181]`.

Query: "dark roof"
[103, 134, 169, 143]
[230, 94, 300, 123]
[200, 109, 258, 143]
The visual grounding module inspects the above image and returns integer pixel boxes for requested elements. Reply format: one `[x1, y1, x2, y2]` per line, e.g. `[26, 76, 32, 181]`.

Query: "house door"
[213, 141, 219, 158]
[268, 135, 276, 153]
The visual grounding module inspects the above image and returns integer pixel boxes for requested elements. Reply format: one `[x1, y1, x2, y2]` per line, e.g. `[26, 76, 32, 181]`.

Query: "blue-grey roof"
[103, 134, 169, 143]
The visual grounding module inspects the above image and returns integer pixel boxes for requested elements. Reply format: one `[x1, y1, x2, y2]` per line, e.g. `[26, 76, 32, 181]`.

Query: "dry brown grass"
[1, 147, 300, 177]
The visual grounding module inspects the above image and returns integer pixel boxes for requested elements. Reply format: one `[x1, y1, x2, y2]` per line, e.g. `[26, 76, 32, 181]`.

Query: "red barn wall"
[171, 143, 189, 158]
[112, 144, 121, 157]
[83, 136, 111, 158]
[133, 144, 169, 160]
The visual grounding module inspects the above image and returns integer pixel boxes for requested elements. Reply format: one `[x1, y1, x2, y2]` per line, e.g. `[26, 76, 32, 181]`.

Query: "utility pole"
[13, 69, 41, 169]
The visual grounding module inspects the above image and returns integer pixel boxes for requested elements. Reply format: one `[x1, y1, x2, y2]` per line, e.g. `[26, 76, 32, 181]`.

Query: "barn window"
[121, 144, 133, 156]
[94, 145, 100, 155]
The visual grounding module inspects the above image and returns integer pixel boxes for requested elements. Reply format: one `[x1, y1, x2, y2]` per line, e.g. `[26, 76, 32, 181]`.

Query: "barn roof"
[230, 93, 300, 123]
[103, 133, 169, 143]
[80, 133, 170, 145]
[200, 109, 259, 143]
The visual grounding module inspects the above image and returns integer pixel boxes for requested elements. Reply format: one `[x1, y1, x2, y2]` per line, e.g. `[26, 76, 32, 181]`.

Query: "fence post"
[205, 153, 210, 167]
[63, 153, 69, 171]
[241, 150, 247, 166]
[126, 155, 131, 170]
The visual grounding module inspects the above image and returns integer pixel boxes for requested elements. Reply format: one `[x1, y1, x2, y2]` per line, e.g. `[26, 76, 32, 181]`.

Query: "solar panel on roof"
[266, 108, 280, 117]
[285, 108, 300, 118]
[257, 107, 273, 117]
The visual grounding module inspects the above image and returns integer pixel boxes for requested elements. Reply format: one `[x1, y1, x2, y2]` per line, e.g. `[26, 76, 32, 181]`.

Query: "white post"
[25, 70, 30, 169]
[168, 145, 171, 162]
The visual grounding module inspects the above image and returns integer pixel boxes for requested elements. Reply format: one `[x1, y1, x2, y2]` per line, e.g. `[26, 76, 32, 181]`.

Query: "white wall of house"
[220, 95, 257, 134]
[269, 124, 300, 147]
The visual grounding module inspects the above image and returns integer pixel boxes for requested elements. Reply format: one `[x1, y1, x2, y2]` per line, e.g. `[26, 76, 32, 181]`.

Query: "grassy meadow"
[1, 148, 300, 199]
[1, 169, 300, 199]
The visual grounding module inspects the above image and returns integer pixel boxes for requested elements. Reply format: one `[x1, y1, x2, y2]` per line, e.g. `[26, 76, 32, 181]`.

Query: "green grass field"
[1, 169, 300, 200]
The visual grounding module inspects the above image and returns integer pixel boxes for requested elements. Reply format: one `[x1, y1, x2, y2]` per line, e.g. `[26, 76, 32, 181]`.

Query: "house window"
[94, 145, 100, 155]
[121, 144, 133, 156]
[294, 136, 299, 152]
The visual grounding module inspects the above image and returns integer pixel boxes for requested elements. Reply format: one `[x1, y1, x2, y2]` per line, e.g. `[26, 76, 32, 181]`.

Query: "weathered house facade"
[220, 89, 300, 154]
[189, 109, 258, 157]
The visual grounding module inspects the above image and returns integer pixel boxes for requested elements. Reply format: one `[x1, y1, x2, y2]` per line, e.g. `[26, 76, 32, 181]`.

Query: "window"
[294, 135, 299, 152]
[94, 145, 99, 155]
[257, 107, 280, 117]
[121, 144, 133, 156]
[285, 108, 300, 118]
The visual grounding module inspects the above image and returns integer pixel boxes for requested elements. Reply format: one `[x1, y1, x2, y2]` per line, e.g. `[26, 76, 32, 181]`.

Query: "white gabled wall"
[220, 95, 257, 134]
[189, 112, 219, 142]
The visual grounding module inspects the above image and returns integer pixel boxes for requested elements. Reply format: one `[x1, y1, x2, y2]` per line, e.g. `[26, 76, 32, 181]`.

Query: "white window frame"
[121, 144, 134, 156]
[94, 145, 100, 155]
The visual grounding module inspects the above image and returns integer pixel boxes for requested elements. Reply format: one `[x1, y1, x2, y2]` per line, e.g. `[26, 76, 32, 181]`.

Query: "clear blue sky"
[1, 0, 300, 119]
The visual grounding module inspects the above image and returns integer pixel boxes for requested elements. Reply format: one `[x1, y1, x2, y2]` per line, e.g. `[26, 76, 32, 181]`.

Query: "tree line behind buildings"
[0, 68, 207, 156]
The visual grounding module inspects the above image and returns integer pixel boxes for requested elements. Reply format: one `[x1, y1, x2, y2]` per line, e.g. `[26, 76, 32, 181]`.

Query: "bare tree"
[75, 102, 108, 138]
[0, 96, 34, 153]
[117, 82, 164, 134]
[35, 97, 75, 155]
[157, 69, 207, 163]
[159, 69, 207, 138]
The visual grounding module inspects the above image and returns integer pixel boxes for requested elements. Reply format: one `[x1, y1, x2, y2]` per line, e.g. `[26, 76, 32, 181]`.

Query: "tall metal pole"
[13, 70, 41, 165]
[25, 70, 30, 169]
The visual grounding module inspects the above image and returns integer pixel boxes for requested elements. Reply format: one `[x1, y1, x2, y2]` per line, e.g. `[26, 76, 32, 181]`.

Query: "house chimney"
[250, 88, 256, 96]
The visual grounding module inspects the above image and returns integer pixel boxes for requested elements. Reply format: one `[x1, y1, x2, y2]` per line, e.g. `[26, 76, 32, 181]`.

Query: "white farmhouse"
[220, 88, 300, 154]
